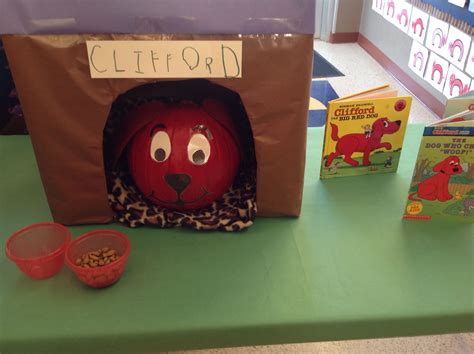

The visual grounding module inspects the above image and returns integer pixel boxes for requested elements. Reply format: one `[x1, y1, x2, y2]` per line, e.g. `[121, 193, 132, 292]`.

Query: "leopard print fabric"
[104, 85, 257, 232]
[108, 169, 257, 231]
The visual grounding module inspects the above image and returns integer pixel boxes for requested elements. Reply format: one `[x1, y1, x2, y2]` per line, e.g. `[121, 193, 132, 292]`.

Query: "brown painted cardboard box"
[0, 1, 314, 225]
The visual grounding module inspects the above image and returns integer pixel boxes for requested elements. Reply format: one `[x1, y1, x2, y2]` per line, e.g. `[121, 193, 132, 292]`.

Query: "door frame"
[315, 0, 324, 38]
[318, 0, 337, 41]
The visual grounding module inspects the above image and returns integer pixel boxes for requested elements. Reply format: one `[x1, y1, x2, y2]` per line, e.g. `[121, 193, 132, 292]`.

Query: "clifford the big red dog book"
[320, 85, 412, 179]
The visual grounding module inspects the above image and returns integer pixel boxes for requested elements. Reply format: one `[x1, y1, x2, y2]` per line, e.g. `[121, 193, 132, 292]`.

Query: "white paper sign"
[443, 65, 471, 98]
[86, 40, 242, 79]
[408, 40, 429, 78]
[408, 7, 430, 44]
[441, 26, 472, 69]
[394, 2, 413, 33]
[383, 0, 398, 24]
[424, 52, 450, 93]
[425, 16, 450, 56]
[464, 43, 474, 77]
[372, 0, 386, 15]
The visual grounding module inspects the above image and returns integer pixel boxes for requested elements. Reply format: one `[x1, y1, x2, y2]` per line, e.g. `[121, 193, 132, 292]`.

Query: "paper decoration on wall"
[408, 40, 429, 78]
[464, 43, 474, 77]
[425, 16, 450, 56]
[448, 0, 466, 7]
[372, 0, 386, 15]
[424, 52, 450, 93]
[394, 1, 413, 33]
[383, 0, 398, 24]
[441, 26, 472, 70]
[443, 64, 471, 98]
[408, 6, 430, 44]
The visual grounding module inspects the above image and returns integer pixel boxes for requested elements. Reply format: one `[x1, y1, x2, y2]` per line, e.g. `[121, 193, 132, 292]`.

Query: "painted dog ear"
[107, 100, 168, 168]
[202, 99, 242, 154]
[370, 121, 384, 138]
[202, 99, 233, 130]
[432, 159, 445, 172]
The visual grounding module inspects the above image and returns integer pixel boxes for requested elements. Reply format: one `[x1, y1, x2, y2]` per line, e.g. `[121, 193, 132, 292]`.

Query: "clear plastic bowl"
[5, 222, 71, 279]
[65, 229, 131, 288]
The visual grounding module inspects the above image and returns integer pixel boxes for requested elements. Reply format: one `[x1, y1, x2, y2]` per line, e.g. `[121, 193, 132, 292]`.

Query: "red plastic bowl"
[65, 230, 131, 288]
[5, 222, 71, 279]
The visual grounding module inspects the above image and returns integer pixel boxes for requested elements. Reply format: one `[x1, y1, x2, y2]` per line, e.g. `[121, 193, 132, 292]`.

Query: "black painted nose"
[165, 173, 191, 194]
[453, 168, 459, 173]
[396, 120, 401, 126]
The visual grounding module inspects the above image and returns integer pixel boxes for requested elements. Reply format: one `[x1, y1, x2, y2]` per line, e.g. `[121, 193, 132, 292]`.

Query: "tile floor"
[313, 40, 438, 125]
[172, 40, 473, 354]
[172, 333, 474, 353]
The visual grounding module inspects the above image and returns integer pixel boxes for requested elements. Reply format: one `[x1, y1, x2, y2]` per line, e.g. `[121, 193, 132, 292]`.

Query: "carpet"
[312, 51, 344, 79]
[308, 80, 339, 127]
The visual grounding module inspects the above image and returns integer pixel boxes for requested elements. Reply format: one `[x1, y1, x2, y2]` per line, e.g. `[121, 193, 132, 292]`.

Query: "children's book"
[320, 85, 412, 179]
[443, 90, 474, 118]
[403, 108, 474, 221]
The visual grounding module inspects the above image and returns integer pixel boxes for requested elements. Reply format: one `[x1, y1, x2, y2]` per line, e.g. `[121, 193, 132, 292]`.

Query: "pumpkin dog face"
[127, 101, 240, 210]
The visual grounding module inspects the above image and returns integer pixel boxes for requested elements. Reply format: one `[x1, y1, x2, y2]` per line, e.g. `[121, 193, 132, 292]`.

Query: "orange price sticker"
[406, 201, 423, 215]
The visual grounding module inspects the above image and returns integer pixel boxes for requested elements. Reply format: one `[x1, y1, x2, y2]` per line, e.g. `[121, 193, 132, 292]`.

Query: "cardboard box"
[1, 0, 314, 225]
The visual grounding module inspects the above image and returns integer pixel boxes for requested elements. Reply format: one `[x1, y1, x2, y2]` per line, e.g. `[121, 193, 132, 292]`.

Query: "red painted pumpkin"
[126, 100, 241, 210]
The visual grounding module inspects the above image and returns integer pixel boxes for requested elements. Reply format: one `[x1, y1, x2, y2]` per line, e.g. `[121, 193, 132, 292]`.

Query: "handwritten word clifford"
[86, 40, 242, 79]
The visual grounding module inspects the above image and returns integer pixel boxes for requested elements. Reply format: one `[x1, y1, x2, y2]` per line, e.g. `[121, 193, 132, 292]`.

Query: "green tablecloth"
[0, 125, 472, 353]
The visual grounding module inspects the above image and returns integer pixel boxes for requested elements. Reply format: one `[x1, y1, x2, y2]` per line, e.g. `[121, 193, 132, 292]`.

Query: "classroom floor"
[172, 333, 474, 353]
[171, 41, 473, 354]
[312, 40, 437, 125]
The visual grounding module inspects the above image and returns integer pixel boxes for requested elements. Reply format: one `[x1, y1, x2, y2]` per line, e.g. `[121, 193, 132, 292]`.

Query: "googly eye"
[188, 133, 210, 165]
[150, 131, 171, 163]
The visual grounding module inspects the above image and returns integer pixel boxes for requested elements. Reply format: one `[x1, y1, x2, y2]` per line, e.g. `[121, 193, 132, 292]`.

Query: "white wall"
[359, 0, 446, 104]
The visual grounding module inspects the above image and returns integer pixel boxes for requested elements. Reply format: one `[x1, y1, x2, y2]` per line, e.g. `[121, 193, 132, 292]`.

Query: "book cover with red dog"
[404, 114, 474, 221]
[320, 85, 412, 179]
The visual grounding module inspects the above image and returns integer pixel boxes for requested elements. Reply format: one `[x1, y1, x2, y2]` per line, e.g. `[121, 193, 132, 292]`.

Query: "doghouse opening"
[102, 79, 257, 231]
